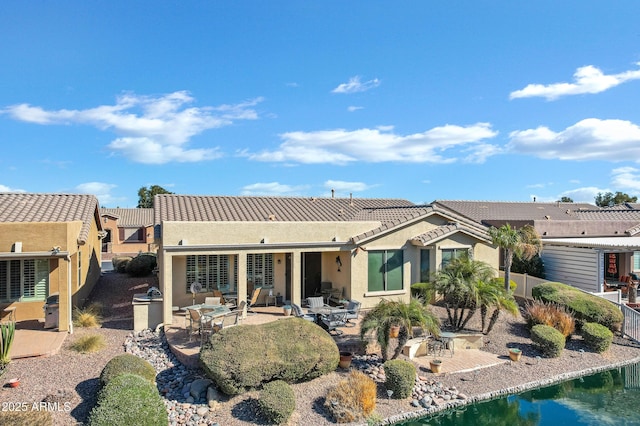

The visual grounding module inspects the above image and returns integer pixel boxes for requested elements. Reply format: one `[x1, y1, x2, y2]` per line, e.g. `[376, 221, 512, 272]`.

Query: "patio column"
[161, 251, 173, 326]
[290, 250, 302, 305]
[237, 252, 247, 317]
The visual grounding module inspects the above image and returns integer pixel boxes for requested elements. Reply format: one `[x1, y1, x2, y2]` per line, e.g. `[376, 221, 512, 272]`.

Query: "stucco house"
[100, 208, 155, 258]
[154, 194, 499, 326]
[434, 200, 640, 293]
[0, 193, 104, 332]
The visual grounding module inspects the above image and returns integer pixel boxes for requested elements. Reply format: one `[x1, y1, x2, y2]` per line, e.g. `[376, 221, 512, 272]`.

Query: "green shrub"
[258, 380, 296, 424]
[0, 320, 15, 366]
[0, 410, 53, 426]
[88, 373, 165, 426]
[531, 324, 565, 357]
[100, 353, 156, 387]
[125, 253, 157, 277]
[383, 359, 416, 399]
[69, 334, 106, 353]
[581, 322, 614, 353]
[200, 318, 338, 395]
[532, 282, 623, 331]
[325, 370, 377, 423]
[410, 282, 436, 304]
[112, 256, 132, 273]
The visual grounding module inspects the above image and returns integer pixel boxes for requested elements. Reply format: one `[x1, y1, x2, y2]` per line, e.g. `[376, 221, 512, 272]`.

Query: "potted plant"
[430, 359, 442, 373]
[389, 325, 401, 338]
[282, 305, 292, 316]
[508, 348, 522, 362]
[339, 351, 353, 369]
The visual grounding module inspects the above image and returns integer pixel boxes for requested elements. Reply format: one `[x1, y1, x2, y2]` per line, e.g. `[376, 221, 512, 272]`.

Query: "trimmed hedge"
[200, 318, 339, 395]
[88, 373, 165, 426]
[100, 353, 156, 387]
[532, 282, 623, 331]
[258, 380, 296, 424]
[125, 253, 157, 277]
[383, 359, 416, 399]
[531, 324, 565, 358]
[581, 322, 614, 353]
[112, 256, 132, 273]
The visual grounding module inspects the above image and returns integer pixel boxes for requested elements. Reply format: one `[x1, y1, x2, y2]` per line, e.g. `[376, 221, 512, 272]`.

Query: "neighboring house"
[100, 208, 155, 259]
[434, 200, 640, 293]
[0, 193, 104, 332]
[154, 195, 499, 326]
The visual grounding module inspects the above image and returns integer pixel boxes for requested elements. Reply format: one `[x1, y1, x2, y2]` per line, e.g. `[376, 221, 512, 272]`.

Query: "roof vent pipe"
[350, 193, 353, 206]
[331, 189, 335, 198]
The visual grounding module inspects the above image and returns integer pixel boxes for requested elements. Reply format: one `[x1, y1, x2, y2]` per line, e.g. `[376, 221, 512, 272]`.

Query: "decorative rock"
[190, 379, 213, 399]
[411, 399, 420, 407]
[196, 406, 209, 416]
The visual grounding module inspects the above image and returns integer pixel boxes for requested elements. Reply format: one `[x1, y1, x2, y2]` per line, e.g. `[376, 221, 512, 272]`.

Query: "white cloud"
[240, 182, 310, 196]
[0, 184, 25, 192]
[2, 91, 263, 164]
[347, 106, 364, 112]
[246, 123, 499, 165]
[510, 62, 640, 100]
[323, 180, 375, 195]
[74, 182, 125, 206]
[331, 76, 380, 94]
[556, 187, 606, 204]
[508, 118, 640, 161]
[611, 167, 640, 192]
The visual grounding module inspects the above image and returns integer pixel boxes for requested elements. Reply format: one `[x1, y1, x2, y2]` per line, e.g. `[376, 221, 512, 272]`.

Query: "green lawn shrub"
[125, 253, 157, 277]
[258, 380, 296, 424]
[88, 373, 165, 426]
[531, 324, 565, 357]
[200, 318, 339, 395]
[383, 359, 416, 399]
[581, 322, 614, 353]
[532, 282, 623, 331]
[100, 353, 156, 387]
[112, 256, 132, 273]
[325, 370, 377, 423]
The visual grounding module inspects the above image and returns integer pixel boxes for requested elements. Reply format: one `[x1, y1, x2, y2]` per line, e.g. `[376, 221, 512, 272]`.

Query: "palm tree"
[359, 298, 440, 361]
[484, 284, 520, 334]
[476, 279, 501, 333]
[489, 224, 542, 293]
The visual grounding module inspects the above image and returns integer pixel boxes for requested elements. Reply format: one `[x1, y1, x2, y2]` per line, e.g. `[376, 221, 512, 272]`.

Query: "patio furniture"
[292, 304, 316, 322]
[235, 300, 246, 315]
[186, 308, 202, 341]
[247, 287, 261, 315]
[205, 297, 221, 306]
[306, 296, 328, 310]
[319, 309, 348, 335]
[344, 300, 361, 327]
[212, 310, 241, 333]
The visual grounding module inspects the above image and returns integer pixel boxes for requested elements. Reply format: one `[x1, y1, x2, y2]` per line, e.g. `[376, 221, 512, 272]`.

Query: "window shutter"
[119, 228, 125, 241]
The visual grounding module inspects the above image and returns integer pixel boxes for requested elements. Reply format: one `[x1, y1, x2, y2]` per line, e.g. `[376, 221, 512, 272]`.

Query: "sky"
[2, 2, 640, 208]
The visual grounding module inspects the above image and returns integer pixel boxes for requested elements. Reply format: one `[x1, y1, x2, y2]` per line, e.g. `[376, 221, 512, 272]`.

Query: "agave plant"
[0, 320, 16, 375]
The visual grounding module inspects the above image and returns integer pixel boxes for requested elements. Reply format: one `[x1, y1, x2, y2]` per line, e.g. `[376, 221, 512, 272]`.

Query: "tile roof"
[0, 193, 100, 244]
[574, 209, 640, 221]
[154, 194, 416, 223]
[411, 222, 491, 246]
[100, 208, 154, 227]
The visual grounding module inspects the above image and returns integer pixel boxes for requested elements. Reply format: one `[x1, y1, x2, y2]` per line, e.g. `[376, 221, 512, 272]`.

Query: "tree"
[137, 185, 173, 208]
[489, 224, 542, 293]
[484, 280, 519, 334]
[594, 191, 638, 207]
[557, 196, 574, 202]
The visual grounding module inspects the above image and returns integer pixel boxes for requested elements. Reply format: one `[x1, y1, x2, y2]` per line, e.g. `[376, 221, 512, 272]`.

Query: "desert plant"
[0, 321, 16, 369]
[200, 318, 338, 395]
[532, 282, 623, 331]
[523, 300, 575, 338]
[112, 256, 132, 273]
[489, 223, 542, 292]
[88, 373, 165, 426]
[100, 353, 156, 386]
[366, 412, 384, 426]
[73, 303, 103, 328]
[360, 298, 440, 361]
[531, 324, 565, 358]
[125, 253, 157, 277]
[0, 410, 53, 426]
[258, 380, 296, 424]
[410, 282, 436, 304]
[581, 322, 614, 353]
[325, 370, 377, 423]
[383, 359, 416, 399]
[69, 334, 106, 354]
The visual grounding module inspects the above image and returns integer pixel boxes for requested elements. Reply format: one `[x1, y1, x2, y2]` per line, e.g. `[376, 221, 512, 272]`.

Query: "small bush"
[410, 282, 435, 304]
[0, 411, 53, 426]
[125, 253, 157, 277]
[532, 282, 623, 331]
[325, 370, 377, 423]
[100, 353, 156, 387]
[70, 334, 106, 354]
[258, 380, 295, 424]
[112, 256, 132, 273]
[73, 303, 103, 328]
[88, 373, 165, 426]
[524, 300, 575, 338]
[531, 324, 565, 358]
[383, 359, 416, 399]
[581, 322, 614, 353]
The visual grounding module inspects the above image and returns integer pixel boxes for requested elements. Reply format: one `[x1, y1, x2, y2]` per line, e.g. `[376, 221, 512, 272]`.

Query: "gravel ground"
[2, 272, 640, 426]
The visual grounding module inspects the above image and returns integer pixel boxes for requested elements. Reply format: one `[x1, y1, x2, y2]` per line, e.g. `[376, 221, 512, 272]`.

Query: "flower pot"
[429, 360, 442, 374]
[8, 378, 19, 388]
[283, 305, 292, 316]
[508, 348, 522, 362]
[389, 325, 400, 338]
[339, 351, 353, 369]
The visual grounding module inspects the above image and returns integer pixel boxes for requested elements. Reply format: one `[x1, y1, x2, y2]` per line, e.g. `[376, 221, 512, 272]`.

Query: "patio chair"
[247, 287, 261, 315]
[186, 308, 202, 341]
[320, 310, 348, 335]
[212, 310, 240, 333]
[235, 300, 246, 315]
[344, 300, 361, 327]
[292, 304, 316, 322]
[306, 296, 328, 309]
[205, 296, 221, 306]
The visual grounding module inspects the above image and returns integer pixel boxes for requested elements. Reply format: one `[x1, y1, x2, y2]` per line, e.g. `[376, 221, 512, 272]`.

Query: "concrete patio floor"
[8, 320, 67, 359]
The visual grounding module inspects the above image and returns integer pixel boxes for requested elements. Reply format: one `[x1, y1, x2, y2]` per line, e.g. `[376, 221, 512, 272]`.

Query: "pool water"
[396, 363, 640, 425]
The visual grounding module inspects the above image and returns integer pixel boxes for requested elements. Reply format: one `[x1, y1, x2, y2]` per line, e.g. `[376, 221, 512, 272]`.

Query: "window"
[120, 227, 144, 243]
[247, 254, 274, 288]
[634, 252, 640, 272]
[368, 250, 403, 292]
[0, 259, 49, 302]
[186, 255, 236, 293]
[420, 249, 430, 282]
[441, 248, 469, 268]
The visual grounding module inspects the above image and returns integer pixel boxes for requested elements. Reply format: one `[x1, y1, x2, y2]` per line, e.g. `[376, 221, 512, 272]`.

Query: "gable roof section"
[101, 208, 154, 227]
[410, 222, 492, 246]
[0, 193, 101, 244]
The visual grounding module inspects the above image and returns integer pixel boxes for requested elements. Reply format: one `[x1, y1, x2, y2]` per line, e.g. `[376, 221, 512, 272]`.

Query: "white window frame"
[0, 259, 49, 302]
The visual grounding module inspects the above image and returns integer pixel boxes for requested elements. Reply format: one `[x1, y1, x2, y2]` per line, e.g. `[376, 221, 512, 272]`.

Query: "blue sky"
[2, 2, 640, 207]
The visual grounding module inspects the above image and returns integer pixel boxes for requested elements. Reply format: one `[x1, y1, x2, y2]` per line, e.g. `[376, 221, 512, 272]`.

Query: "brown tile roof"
[100, 208, 154, 227]
[575, 209, 640, 221]
[411, 222, 492, 246]
[154, 194, 415, 223]
[0, 193, 100, 244]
